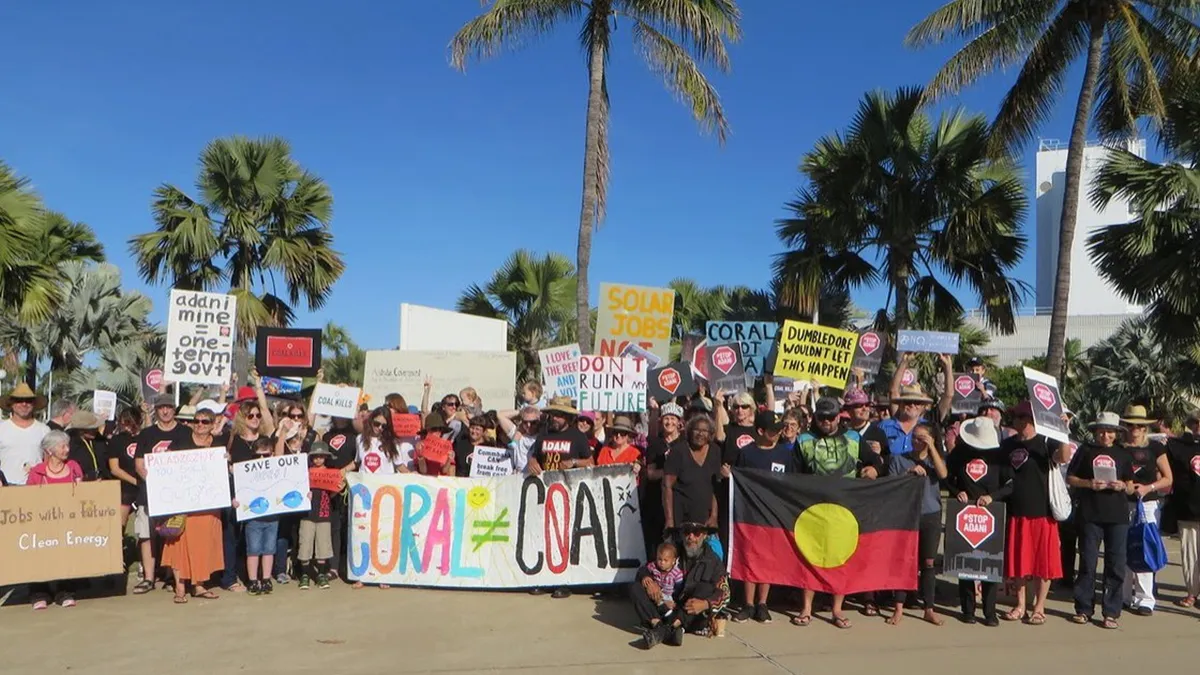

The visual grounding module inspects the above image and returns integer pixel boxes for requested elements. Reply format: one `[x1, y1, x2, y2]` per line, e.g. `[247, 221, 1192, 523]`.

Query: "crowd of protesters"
[1, 353, 1198, 650]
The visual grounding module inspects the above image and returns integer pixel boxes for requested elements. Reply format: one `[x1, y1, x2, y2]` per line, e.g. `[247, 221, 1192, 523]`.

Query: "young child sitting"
[647, 541, 685, 622]
[299, 441, 338, 590]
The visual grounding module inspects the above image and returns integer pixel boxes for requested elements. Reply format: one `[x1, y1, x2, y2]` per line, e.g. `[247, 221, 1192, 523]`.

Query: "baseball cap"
[754, 410, 783, 432]
[967, 357, 985, 367]
[152, 393, 176, 409]
[843, 389, 870, 408]
[1012, 401, 1033, 418]
[814, 396, 841, 419]
[978, 399, 1006, 413]
[196, 399, 225, 415]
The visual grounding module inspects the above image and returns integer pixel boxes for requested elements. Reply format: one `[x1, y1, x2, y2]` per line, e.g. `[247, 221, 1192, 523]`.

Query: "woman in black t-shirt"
[1119, 405, 1173, 616]
[663, 416, 722, 532]
[1066, 413, 1135, 629]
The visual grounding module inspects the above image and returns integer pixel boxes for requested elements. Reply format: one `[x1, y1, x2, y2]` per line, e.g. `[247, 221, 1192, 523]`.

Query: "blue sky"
[0, 1, 1086, 350]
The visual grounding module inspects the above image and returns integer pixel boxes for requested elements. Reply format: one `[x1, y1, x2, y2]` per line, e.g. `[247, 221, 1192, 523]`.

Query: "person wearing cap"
[1165, 411, 1200, 608]
[631, 521, 730, 648]
[946, 416, 1013, 626]
[842, 388, 888, 458]
[0, 382, 51, 485]
[130, 393, 194, 594]
[298, 441, 337, 590]
[723, 409, 794, 625]
[966, 357, 998, 400]
[998, 400, 1071, 624]
[527, 397, 593, 599]
[643, 401, 687, 556]
[1065, 412, 1136, 628]
[596, 416, 643, 472]
[66, 410, 108, 482]
[1118, 404, 1172, 616]
[791, 396, 882, 629]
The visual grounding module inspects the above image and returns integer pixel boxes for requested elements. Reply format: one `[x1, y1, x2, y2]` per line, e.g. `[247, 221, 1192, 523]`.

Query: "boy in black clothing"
[299, 441, 337, 590]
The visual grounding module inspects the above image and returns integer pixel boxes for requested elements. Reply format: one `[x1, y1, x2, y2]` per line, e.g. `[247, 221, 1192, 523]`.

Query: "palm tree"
[456, 250, 577, 382]
[450, 1, 742, 351]
[668, 279, 730, 342]
[322, 321, 365, 386]
[1089, 75, 1200, 353]
[907, 0, 1200, 380]
[129, 136, 345, 343]
[775, 87, 1029, 341]
[0, 162, 53, 325]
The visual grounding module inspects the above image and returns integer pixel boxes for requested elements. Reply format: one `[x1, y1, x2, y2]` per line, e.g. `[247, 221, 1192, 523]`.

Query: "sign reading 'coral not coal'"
[255, 327, 322, 378]
[164, 289, 236, 385]
[346, 466, 646, 588]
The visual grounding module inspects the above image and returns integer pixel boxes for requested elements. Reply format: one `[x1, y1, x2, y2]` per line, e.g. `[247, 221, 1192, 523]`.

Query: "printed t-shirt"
[1000, 434, 1059, 519]
[1126, 441, 1167, 501]
[530, 428, 591, 472]
[134, 423, 193, 506]
[322, 428, 358, 470]
[355, 436, 407, 475]
[735, 444, 795, 473]
[108, 431, 141, 504]
[1068, 443, 1135, 524]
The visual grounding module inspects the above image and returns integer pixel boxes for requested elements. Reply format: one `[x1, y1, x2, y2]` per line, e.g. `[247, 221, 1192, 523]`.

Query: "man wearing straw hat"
[0, 383, 50, 485]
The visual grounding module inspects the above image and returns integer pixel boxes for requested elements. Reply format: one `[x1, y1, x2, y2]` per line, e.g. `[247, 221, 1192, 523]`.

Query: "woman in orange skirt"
[164, 407, 227, 603]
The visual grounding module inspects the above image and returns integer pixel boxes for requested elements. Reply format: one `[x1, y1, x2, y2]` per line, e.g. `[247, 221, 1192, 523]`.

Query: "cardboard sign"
[619, 342, 662, 369]
[469, 446, 514, 478]
[93, 390, 117, 421]
[346, 465, 645, 588]
[421, 436, 453, 465]
[950, 373, 982, 415]
[897, 330, 960, 355]
[308, 467, 344, 493]
[775, 320, 859, 388]
[311, 383, 361, 419]
[0, 481, 124, 586]
[255, 327, 322, 377]
[164, 289, 236, 384]
[539, 344, 581, 400]
[851, 330, 887, 376]
[943, 501, 1006, 583]
[647, 362, 698, 402]
[233, 454, 312, 522]
[1023, 366, 1069, 444]
[139, 368, 164, 404]
[594, 283, 675, 363]
[706, 322, 778, 379]
[578, 356, 648, 412]
[391, 412, 421, 438]
[144, 447, 232, 517]
[706, 342, 747, 395]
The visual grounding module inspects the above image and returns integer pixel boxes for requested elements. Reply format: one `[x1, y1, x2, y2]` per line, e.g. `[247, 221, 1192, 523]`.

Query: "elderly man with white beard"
[629, 521, 730, 649]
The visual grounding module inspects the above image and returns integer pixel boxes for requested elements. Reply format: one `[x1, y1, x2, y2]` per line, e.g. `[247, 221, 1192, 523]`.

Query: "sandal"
[192, 589, 219, 600]
[1102, 617, 1119, 630]
[790, 614, 812, 627]
[861, 603, 879, 617]
[173, 594, 188, 604]
[1026, 612, 1046, 626]
[832, 615, 853, 630]
[1001, 608, 1025, 622]
[1070, 614, 1090, 625]
[1174, 596, 1195, 608]
[223, 582, 245, 593]
[131, 580, 155, 595]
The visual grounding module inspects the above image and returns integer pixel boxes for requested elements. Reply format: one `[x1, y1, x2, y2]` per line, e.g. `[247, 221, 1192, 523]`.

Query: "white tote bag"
[1048, 462, 1073, 521]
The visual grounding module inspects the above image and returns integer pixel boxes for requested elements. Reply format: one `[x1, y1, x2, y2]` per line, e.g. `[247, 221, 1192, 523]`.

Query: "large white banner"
[347, 465, 646, 588]
[399, 304, 507, 352]
[164, 289, 236, 385]
[233, 454, 311, 522]
[363, 350, 515, 410]
[145, 447, 232, 517]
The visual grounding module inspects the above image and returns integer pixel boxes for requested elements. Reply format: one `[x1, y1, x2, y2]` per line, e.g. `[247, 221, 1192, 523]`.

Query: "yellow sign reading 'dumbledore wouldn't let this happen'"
[774, 320, 860, 389]
[594, 283, 675, 364]
[0, 481, 124, 586]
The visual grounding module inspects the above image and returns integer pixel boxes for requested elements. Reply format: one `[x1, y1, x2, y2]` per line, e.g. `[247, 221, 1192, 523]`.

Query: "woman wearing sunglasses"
[166, 409, 229, 603]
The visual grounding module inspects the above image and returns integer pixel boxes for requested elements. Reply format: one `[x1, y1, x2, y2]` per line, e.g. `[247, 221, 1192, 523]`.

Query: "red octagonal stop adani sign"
[955, 505, 996, 549]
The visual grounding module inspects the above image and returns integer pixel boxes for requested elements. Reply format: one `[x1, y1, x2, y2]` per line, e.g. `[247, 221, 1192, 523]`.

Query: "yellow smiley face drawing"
[467, 486, 491, 510]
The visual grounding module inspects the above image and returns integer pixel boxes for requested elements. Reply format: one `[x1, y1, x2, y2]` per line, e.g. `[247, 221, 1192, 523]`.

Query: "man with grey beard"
[629, 522, 730, 649]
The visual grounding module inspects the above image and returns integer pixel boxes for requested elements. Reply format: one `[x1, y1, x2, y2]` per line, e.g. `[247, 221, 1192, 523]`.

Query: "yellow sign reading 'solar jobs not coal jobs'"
[775, 320, 859, 389]
[593, 283, 675, 364]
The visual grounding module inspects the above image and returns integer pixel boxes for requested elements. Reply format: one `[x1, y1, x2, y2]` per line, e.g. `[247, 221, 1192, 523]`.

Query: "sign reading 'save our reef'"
[164, 289, 236, 385]
[774, 320, 859, 388]
[346, 465, 646, 588]
[594, 283, 675, 364]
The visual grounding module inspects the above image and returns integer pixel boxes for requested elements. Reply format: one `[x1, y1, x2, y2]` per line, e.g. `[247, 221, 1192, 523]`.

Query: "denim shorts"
[244, 519, 280, 556]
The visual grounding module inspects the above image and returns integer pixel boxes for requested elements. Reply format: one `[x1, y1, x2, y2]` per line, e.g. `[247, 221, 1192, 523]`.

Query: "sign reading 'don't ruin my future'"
[578, 356, 648, 413]
[774, 320, 859, 389]
[164, 289, 237, 385]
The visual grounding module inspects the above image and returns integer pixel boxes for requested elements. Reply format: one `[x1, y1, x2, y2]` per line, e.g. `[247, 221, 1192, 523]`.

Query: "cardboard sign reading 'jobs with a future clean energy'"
[165, 289, 236, 385]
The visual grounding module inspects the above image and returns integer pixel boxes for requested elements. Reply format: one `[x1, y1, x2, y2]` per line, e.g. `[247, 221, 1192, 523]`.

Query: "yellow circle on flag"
[793, 503, 859, 568]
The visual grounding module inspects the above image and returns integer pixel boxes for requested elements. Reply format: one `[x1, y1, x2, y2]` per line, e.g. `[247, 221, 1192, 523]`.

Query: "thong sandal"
[131, 580, 155, 595]
[1102, 617, 1119, 630]
[861, 603, 879, 617]
[1026, 612, 1046, 626]
[790, 614, 812, 627]
[1070, 614, 1090, 625]
[1175, 596, 1195, 608]
[173, 594, 188, 605]
[832, 615, 853, 629]
[192, 589, 219, 599]
[1001, 608, 1025, 622]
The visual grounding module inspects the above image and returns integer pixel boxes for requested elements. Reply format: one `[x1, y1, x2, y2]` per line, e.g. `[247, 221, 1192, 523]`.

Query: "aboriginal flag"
[730, 468, 923, 595]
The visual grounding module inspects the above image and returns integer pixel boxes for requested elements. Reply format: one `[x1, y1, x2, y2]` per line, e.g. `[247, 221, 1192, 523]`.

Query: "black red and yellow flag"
[730, 468, 923, 595]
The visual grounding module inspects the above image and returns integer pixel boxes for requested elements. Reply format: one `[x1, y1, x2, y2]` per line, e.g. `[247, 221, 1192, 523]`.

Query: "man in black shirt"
[527, 397, 592, 599]
[631, 522, 730, 648]
[131, 394, 193, 594]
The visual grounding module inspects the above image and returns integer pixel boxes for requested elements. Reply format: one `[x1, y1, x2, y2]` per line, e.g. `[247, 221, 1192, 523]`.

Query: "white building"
[968, 139, 1145, 365]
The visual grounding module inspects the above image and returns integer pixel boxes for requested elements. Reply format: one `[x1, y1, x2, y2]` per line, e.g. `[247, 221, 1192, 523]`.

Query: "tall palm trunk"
[23, 348, 36, 388]
[893, 267, 910, 364]
[1046, 17, 1106, 379]
[576, 16, 608, 354]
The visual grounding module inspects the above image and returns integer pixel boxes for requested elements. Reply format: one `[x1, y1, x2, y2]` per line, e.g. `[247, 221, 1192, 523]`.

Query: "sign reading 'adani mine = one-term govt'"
[774, 320, 859, 388]
[164, 289, 236, 384]
[346, 465, 646, 588]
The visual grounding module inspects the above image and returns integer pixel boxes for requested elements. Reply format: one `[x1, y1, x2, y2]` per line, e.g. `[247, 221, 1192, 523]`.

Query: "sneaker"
[262, 579, 274, 594]
[551, 587, 571, 599]
[666, 624, 684, 647]
[317, 574, 330, 590]
[731, 605, 753, 623]
[298, 576, 311, 590]
[275, 573, 291, 585]
[247, 581, 262, 596]
[754, 604, 772, 623]
[642, 624, 666, 650]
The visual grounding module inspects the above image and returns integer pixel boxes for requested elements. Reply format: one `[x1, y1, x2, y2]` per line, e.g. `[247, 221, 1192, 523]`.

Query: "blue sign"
[705, 321, 779, 379]
[896, 330, 960, 355]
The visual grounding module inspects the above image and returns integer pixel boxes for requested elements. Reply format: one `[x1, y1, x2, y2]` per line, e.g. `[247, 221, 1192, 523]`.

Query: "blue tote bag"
[1128, 500, 1168, 574]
